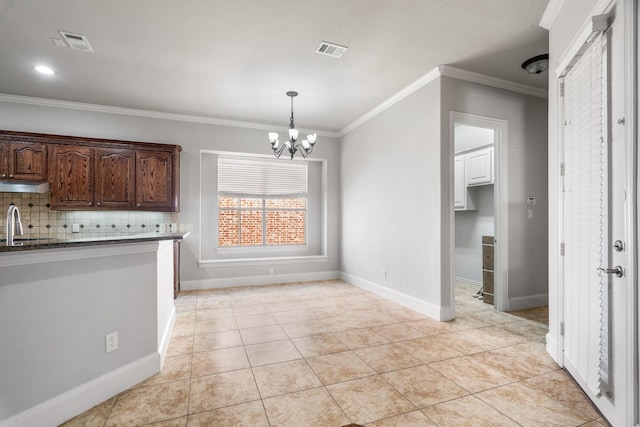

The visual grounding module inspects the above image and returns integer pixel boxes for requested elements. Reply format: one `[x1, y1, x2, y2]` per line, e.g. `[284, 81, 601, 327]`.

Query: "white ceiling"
[0, 0, 549, 133]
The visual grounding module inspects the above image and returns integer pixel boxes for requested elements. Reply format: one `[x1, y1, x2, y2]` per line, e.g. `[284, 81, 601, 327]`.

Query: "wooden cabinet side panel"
[95, 149, 135, 208]
[49, 145, 94, 209]
[10, 142, 47, 181]
[172, 147, 180, 212]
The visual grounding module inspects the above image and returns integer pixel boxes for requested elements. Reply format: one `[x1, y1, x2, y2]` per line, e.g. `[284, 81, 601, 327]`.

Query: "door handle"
[598, 266, 623, 278]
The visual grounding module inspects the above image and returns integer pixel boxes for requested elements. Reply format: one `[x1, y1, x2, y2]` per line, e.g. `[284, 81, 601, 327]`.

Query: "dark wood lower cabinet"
[173, 240, 181, 299]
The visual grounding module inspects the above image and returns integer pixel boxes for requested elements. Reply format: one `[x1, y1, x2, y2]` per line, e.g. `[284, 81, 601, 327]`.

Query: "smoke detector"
[56, 30, 94, 52]
[315, 41, 348, 58]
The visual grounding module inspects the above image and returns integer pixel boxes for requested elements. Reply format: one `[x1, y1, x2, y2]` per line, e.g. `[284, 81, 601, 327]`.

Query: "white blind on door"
[218, 157, 308, 196]
[563, 32, 609, 396]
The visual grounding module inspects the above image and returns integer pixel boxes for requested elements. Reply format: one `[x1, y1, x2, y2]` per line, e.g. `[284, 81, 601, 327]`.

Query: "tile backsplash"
[0, 193, 178, 239]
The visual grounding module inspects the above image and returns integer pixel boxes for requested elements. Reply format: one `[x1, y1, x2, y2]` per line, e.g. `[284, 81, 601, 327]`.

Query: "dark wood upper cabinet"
[0, 141, 47, 181]
[49, 145, 94, 209]
[10, 142, 47, 181]
[136, 150, 174, 211]
[95, 148, 135, 209]
[0, 130, 181, 212]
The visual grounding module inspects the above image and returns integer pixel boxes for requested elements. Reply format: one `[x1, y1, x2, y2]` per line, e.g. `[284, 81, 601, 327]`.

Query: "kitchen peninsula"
[0, 231, 188, 426]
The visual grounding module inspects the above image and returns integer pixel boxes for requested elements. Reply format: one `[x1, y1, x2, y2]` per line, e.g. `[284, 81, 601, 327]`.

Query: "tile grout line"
[66, 281, 568, 426]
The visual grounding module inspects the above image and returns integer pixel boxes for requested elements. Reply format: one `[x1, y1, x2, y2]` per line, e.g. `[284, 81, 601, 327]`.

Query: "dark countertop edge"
[0, 232, 189, 253]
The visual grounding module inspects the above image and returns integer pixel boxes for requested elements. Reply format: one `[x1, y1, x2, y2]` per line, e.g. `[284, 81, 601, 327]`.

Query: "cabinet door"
[136, 150, 174, 211]
[95, 148, 135, 208]
[0, 143, 8, 179]
[453, 156, 466, 208]
[49, 145, 94, 209]
[9, 142, 47, 181]
[466, 147, 493, 186]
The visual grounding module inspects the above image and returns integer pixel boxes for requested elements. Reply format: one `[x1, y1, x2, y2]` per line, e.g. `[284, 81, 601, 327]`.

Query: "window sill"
[216, 245, 309, 255]
[198, 255, 328, 268]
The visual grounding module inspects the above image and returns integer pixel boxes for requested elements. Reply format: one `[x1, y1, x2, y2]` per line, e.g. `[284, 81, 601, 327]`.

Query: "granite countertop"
[0, 232, 189, 253]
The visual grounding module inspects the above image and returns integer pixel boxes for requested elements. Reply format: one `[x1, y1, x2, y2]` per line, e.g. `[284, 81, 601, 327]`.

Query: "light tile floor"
[61, 280, 608, 427]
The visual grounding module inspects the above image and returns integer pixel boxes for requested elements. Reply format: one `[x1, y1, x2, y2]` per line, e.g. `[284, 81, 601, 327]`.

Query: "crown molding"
[539, 0, 566, 30]
[438, 65, 548, 99]
[338, 67, 441, 137]
[0, 93, 340, 138]
[339, 65, 547, 137]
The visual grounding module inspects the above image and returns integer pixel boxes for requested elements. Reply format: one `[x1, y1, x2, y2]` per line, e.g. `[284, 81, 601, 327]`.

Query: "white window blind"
[218, 157, 307, 196]
[563, 32, 609, 396]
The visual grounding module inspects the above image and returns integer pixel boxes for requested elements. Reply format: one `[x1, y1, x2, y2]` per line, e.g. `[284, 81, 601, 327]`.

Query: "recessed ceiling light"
[35, 65, 54, 75]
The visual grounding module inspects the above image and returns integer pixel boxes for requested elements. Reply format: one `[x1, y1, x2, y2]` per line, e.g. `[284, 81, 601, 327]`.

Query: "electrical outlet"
[106, 332, 118, 353]
[268, 267, 274, 275]
[72, 224, 80, 233]
[383, 269, 388, 279]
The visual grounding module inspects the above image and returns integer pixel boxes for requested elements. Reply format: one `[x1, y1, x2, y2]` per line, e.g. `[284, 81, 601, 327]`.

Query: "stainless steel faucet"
[6, 203, 23, 246]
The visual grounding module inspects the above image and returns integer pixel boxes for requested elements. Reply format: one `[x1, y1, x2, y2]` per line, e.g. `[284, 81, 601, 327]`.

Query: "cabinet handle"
[9, 174, 13, 178]
[1, 174, 5, 178]
[137, 203, 141, 207]
[96, 202, 101, 206]
[89, 202, 92, 206]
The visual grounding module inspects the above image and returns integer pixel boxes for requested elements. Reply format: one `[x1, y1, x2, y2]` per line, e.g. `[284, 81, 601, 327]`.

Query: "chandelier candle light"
[268, 91, 317, 160]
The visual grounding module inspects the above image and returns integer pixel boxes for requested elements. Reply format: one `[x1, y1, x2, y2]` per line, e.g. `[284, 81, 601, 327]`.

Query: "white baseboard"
[158, 307, 176, 368]
[339, 272, 443, 321]
[182, 271, 340, 290]
[1, 353, 160, 427]
[454, 277, 482, 287]
[508, 293, 548, 311]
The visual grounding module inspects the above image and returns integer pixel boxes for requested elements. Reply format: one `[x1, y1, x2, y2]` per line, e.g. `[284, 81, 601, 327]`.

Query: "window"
[217, 157, 308, 248]
[199, 151, 326, 266]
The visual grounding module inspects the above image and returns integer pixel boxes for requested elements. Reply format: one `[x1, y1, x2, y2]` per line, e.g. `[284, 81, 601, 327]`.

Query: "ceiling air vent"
[315, 41, 348, 58]
[58, 30, 94, 52]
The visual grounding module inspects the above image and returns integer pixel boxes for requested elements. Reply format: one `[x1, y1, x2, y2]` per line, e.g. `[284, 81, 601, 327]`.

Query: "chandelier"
[268, 91, 317, 160]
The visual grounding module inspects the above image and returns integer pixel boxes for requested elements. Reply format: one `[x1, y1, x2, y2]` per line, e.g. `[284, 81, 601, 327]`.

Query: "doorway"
[450, 112, 508, 314]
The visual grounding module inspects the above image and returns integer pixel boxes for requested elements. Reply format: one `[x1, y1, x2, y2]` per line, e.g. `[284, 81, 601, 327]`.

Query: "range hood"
[0, 181, 50, 193]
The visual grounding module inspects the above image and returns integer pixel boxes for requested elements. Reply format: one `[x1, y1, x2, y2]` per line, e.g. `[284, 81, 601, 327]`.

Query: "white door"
[561, 9, 633, 425]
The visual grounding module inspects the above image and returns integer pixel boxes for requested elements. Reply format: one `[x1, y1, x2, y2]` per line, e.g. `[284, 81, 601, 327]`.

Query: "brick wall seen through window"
[218, 196, 306, 247]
